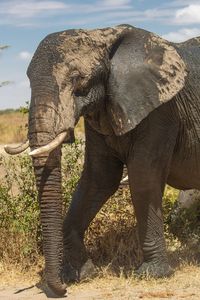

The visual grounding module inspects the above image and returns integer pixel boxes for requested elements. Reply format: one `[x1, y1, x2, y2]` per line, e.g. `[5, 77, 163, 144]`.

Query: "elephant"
[5, 24, 200, 296]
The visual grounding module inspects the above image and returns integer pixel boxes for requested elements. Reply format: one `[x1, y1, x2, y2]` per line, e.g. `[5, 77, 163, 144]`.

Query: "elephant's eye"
[70, 71, 86, 94]
[70, 71, 89, 96]
[70, 70, 80, 79]
[69, 71, 81, 91]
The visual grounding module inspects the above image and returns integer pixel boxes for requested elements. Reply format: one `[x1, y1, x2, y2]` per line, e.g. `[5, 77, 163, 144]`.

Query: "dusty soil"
[0, 264, 200, 300]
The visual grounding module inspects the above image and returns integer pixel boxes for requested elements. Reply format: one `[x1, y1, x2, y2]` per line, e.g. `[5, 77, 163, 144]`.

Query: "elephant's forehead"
[50, 26, 132, 76]
[27, 25, 133, 84]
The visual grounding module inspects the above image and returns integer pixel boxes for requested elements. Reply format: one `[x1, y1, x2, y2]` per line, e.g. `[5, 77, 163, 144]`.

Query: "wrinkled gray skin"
[27, 25, 200, 296]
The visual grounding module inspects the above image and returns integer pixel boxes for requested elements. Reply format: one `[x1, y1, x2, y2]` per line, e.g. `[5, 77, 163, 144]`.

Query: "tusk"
[4, 140, 29, 155]
[29, 132, 67, 157]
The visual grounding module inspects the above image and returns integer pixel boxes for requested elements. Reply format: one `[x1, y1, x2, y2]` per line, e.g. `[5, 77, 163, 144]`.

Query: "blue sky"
[1, 0, 200, 109]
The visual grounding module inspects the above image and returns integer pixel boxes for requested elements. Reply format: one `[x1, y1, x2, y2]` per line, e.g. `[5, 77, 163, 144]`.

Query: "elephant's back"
[174, 40, 200, 91]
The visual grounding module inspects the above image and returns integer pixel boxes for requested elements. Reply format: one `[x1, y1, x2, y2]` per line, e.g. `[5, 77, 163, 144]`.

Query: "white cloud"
[169, 0, 200, 7]
[143, 8, 175, 19]
[0, 0, 134, 27]
[18, 51, 33, 61]
[175, 5, 200, 24]
[163, 28, 200, 42]
[0, 0, 68, 18]
[0, 0, 187, 28]
[100, 0, 131, 7]
[2, 0, 200, 29]
[1, 1, 200, 37]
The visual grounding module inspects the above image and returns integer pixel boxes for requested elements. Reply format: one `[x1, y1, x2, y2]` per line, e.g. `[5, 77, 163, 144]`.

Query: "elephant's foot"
[62, 259, 96, 283]
[79, 258, 96, 281]
[135, 260, 174, 279]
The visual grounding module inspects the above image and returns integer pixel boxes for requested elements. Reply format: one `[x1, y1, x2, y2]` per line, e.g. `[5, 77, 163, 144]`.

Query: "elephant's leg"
[62, 122, 123, 282]
[129, 169, 173, 278]
[128, 111, 178, 278]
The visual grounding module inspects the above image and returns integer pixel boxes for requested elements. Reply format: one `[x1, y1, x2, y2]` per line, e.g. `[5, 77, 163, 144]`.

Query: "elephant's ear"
[107, 29, 188, 135]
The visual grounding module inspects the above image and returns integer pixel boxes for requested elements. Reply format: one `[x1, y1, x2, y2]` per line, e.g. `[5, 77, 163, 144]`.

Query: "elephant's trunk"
[34, 150, 66, 296]
[28, 95, 69, 295]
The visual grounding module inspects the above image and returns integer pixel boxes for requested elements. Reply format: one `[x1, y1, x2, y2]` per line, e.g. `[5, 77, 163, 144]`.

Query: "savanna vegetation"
[0, 110, 200, 299]
[0, 109, 28, 144]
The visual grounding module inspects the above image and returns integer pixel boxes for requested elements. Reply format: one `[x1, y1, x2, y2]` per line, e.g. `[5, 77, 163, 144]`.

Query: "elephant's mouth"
[4, 128, 74, 157]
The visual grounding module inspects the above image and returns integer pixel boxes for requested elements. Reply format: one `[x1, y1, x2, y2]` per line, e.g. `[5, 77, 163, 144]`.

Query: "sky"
[1, 0, 200, 109]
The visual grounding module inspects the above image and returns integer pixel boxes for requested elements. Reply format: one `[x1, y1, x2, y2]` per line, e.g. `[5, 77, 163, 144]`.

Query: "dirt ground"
[0, 264, 200, 300]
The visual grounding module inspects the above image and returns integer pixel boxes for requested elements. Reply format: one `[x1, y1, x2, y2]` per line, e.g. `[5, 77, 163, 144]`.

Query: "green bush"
[163, 186, 179, 237]
[0, 154, 39, 263]
[62, 139, 84, 212]
[167, 199, 200, 244]
[0, 141, 84, 266]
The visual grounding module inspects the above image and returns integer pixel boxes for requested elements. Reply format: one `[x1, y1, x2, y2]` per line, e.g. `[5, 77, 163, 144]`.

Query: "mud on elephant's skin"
[5, 24, 200, 296]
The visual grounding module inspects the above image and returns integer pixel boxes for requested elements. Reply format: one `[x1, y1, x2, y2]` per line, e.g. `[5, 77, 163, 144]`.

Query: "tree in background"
[0, 45, 11, 87]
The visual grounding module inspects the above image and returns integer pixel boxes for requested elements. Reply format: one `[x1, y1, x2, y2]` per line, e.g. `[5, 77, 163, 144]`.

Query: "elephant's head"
[4, 25, 187, 296]
[27, 26, 133, 156]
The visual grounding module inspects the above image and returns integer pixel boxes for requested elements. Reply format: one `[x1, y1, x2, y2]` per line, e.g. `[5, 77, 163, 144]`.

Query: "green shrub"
[167, 199, 200, 244]
[163, 186, 179, 236]
[62, 139, 84, 212]
[0, 154, 39, 264]
[0, 141, 84, 266]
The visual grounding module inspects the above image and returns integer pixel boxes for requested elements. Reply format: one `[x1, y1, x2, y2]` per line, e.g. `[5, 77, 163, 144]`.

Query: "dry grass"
[0, 258, 200, 299]
[69, 264, 200, 300]
[75, 117, 85, 138]
[85, 187, 143, 274]
[0, 111, 28, 144]
[0, 260, 43, 286]
[0, 110, 85, 144]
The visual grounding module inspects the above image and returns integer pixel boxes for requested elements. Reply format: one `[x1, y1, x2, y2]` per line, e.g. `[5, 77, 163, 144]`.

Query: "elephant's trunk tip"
[44, 282, 67, 298]
[4, 140, 29, 155]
